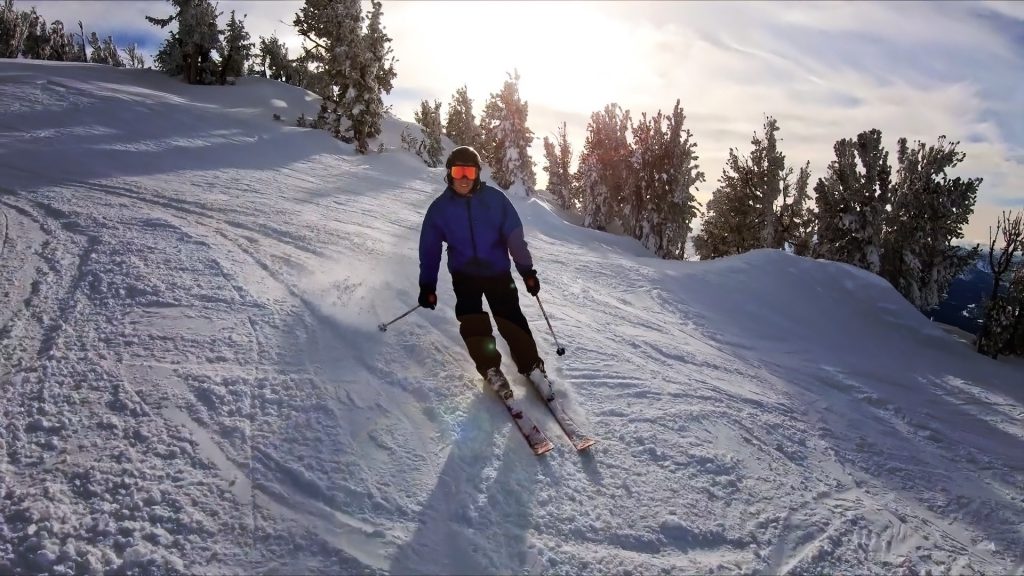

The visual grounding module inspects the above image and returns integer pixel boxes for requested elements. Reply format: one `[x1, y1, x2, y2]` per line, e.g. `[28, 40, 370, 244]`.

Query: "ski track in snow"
[1, 61, 1023, 575]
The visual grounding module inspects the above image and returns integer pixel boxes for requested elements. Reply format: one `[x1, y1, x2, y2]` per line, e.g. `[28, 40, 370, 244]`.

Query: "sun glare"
[387, 2, 665, 115]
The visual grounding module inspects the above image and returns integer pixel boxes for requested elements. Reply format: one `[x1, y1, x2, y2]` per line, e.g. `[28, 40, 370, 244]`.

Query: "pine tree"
[478, 70, 536, 196]
[657, 100, 704, 259]
[777, 162, 815, 255]
[1004, 265, 1024, 356]
[86, 32, 123, 67]
[445, 85, 481, 148]
[757, 117, 786, 248]
[363, 0, 396, 99]
[87, 31, 102, 62]
[627, 110, 663, 242]
[879, 136, 981, 310]
[72, 21, 87, 62]
[19, 7, 48, 60]
[103, 36, 124, 67]
[813, 129, 891, 273]
[294, 0, 363, 143]
[693, 117, 804, 260]
[575, 103, 631, 230]
[45, 20, 78, 62]
[154, 30, 184, 76]
[977, 210, 1023, 358]
[122, 43, 146, 68]
[542, 122, 574, 210]
[350, 0, 396, 153]
[294, 0, 395, 153]
[0, 0, 28, 58]
[692, 146, 760, 260]
[218, 10, 253, 83]
[256, 34, 293, 83]
[412, 99, 444, 167]
[148, 0, 223, 84]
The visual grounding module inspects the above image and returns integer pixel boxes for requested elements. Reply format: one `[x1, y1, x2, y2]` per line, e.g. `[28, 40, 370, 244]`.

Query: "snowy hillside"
[1, 60, 1023, 576]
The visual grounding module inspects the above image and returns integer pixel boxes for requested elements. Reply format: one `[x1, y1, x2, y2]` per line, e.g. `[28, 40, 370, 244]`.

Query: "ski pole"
[378, 305, 420, 332]
[534, 295, 566, 356]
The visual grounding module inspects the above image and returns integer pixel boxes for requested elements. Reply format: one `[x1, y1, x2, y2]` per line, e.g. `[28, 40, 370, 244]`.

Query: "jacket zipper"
[466, 198, 479, 260]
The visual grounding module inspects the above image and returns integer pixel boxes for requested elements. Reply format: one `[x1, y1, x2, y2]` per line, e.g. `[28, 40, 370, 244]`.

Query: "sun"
[386, 1, 665, 116]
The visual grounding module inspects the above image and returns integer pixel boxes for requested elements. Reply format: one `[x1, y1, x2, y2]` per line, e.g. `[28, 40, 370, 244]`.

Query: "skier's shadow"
[389, 393, 542, 575]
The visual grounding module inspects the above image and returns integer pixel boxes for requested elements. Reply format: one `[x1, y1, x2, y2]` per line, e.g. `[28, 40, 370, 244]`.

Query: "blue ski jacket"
[419, 183, 533, 289]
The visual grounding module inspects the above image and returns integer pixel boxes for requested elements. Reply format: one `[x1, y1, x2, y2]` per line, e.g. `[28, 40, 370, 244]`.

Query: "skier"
[418, 146, 545, 402]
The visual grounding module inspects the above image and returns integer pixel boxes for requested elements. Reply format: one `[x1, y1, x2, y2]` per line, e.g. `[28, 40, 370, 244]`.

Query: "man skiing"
[418, 146, 544, 402]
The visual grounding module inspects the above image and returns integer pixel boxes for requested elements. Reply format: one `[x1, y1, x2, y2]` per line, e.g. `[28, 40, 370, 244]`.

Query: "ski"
[502, 399, 554, 455]
[525, 372, 596, 451]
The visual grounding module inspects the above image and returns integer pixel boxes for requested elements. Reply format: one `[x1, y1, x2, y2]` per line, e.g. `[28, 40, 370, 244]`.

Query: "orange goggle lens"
[450, 165, 478, 180]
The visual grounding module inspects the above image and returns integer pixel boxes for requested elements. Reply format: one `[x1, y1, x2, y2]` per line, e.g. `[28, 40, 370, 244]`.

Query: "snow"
[2, 60, 1023, 575]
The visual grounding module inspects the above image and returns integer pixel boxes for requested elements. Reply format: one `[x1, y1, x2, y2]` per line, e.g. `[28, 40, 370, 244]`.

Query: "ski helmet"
[446, 146, 482, 170]
[445, 146, 483, 192]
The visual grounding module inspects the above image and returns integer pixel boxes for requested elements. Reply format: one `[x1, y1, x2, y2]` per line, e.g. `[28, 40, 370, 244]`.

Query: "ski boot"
[524, 360, 555, 401]
[485, 367, 515, 403]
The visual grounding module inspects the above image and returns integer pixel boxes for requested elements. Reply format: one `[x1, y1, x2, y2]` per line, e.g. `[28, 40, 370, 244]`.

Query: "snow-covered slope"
[1, 60, 1022, 576]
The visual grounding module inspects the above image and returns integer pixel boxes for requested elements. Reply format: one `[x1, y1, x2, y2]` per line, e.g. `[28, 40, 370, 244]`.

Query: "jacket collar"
[445, 183, 483, 200]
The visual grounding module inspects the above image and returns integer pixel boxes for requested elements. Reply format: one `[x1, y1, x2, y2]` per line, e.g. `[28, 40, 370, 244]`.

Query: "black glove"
[418, 285, 437, 309]
[522, 269, 540, 296]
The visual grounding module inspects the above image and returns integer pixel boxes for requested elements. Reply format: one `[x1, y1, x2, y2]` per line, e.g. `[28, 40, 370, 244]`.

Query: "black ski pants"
[453, 272, 540, 378]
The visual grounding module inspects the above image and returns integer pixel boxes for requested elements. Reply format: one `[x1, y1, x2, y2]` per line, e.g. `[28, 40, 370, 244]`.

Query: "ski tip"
[574, 438, 596, 451]
[533, 441, 555, 455]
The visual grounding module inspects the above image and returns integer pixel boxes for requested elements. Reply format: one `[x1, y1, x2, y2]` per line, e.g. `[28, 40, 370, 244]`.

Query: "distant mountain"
[929, 261, 992, 335]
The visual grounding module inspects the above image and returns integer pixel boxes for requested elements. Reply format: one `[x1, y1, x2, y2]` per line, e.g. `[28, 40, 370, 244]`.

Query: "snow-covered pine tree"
[694, 117, 802, 260]
[0, 0, 28, 58]
[256, 34, 293, 83]
[86, 32, 123, 67]
[363, 0, 396, 99]
[218, 10, 253, 84]
[148, 0, 223, 84]
[813, 129, 891, 273]
[542, 122, 574, 210]
[879, 136, 981, 310]
[412, 99, 444, 167]
[976, 210, 1023, 358]
[776, 162, 815, 255]
[445, 85, 481, 148]
[19, 7, 49, 60]
[1005, 265, 1024, 356]
[575, 103, 631, 230]
[692, 146, 760, 260]
[556, 122, 577, 210]
[122, 43, 146, 68]
[45, 20, 77, 62]
[72, 21, 87, 63]
[758, 117, 786, 249]
[658, 100, 704, 259]
[294, 0, 395, 153]
[294, 0, 363, 143]
[479, 70, 537, 196]
[105, 36, 124, 67]
[86, 32, 102, 62]
[349, 0, 396, 153]
[627, 110, 664, 243]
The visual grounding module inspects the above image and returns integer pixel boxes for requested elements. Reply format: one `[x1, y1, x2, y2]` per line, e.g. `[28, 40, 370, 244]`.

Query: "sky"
[2, 58, 1023, 575]
[12, 0, 1024, 244]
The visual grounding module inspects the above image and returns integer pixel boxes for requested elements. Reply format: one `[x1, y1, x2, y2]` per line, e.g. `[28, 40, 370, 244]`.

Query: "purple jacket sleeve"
[419, 204, 444, 288]
[501, 193, 533, 275]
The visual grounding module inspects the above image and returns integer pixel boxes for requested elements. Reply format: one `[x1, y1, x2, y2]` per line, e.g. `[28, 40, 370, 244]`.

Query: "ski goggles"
[449, 165, 478, 180]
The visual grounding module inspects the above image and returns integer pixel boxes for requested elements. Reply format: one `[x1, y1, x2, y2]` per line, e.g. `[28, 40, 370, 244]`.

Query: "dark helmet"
[445, 146, 483, 191]
[446, 146, 482, 169]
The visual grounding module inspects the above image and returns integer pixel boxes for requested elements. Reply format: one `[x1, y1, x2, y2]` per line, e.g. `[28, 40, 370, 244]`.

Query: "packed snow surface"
[1, 61, 1023, 575]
